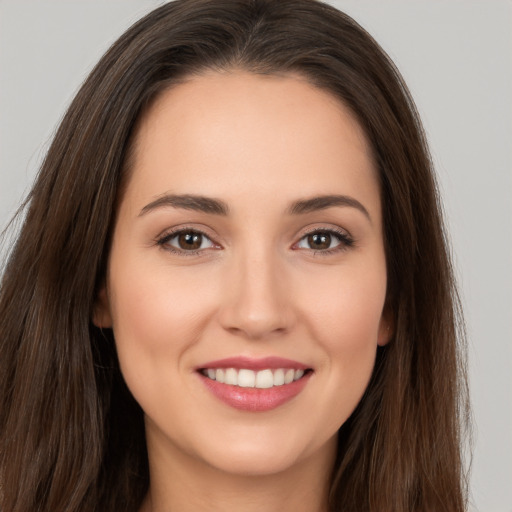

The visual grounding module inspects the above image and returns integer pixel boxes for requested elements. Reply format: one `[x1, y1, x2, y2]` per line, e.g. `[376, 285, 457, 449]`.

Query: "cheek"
[106, 261, 224, 440]
[299, 259, 386, 414]
[107, 259, 219, 384]
[304, 259, 386, 345]
[111, 258, 207, 335]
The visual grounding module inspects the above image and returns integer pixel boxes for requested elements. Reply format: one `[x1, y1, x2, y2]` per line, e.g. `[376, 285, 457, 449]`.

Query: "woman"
[0, 0, 470, 510]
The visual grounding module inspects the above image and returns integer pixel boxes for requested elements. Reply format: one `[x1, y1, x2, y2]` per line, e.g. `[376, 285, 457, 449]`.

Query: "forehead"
[124, 70, 379, 218]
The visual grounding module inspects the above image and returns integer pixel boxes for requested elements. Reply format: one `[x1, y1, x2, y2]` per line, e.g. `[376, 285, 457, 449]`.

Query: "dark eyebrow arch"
[288, 195, 371, 221]
[139, 194, 229, 216]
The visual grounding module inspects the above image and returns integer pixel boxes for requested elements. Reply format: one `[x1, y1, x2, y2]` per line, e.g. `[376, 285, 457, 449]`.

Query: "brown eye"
[307, 232, 332, 250]
[161, 230, 215, 252]
[295, 229, 351, 252]
[177, 232, 203, 250]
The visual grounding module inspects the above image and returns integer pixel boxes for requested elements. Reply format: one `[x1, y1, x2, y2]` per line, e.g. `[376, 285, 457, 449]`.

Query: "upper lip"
[197, 356, 310, 371]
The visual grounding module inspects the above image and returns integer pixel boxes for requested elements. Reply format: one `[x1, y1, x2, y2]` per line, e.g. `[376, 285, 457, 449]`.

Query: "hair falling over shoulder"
[0, 1, 470, 510]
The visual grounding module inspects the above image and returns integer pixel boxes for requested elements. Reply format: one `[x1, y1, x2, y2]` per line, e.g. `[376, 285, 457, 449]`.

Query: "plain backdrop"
[0, 1, 511, 511]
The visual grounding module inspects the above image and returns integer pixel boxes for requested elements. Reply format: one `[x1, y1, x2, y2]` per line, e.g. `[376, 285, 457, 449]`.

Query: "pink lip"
[196, 356, 313, 412]
[199, 372, 311, 412]
[197, 356, 309, 371]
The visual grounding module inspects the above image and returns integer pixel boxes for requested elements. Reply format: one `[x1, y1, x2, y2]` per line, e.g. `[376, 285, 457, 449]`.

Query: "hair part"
[0, 1, 470, 510]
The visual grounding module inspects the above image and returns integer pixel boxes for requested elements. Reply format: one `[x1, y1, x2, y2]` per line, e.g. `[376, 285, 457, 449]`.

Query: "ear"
[377, 304, 394, 346]
[92, 285, 113, 328]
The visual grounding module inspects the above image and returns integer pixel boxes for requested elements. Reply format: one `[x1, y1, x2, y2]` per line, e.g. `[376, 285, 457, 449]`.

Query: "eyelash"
[295, 227, 355, 255]
[156, 226, 355, 256]
[156, 227, 218, 256]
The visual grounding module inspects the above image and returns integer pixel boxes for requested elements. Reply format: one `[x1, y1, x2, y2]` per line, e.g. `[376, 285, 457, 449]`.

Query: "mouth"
[196, 357, 313, 412]
[199, 367, 310, 389]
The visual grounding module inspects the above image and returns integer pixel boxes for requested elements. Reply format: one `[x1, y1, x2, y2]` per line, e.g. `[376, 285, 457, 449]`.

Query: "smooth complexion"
[94, 71, 392, 512]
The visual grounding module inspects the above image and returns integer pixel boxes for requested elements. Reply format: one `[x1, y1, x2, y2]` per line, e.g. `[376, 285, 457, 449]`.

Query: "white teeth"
[215, 369, 225, 384]
[255, 369, 274, 389]
[238, 369, 256, 388]
[284, 369, 295, 384]
[203, 367, 307, 388]
[224, 368, 238, 385]
[273, 368, 285, 386]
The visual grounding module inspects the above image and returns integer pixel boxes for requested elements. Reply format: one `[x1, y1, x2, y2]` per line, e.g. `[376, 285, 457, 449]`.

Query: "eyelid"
[155, 225, 222, 255]
[154, 223, 355, 257]
[292, 225, 355, 254]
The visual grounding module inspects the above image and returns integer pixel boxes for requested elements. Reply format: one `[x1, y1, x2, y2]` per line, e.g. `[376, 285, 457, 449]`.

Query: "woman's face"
[95, 71, 391, 477]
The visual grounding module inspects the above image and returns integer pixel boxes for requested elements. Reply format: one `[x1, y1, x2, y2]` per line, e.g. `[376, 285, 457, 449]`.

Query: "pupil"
[179, 232, 201, 250]
[309, 233, 331, 250]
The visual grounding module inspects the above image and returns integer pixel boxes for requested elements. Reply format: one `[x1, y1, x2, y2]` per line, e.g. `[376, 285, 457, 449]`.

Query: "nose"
[218, 248, 294, 340]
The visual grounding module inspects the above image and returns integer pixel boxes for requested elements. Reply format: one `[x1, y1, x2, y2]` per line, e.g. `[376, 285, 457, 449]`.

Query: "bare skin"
[95, 70, 391, 512]
[139, 437, 335, 512]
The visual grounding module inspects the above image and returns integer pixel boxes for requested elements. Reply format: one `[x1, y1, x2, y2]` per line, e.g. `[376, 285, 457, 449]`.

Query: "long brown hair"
[0, 1, 470, 510]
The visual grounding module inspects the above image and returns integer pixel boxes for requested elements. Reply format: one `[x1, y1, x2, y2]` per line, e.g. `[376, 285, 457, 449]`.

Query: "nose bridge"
[219, 241, 292, 339]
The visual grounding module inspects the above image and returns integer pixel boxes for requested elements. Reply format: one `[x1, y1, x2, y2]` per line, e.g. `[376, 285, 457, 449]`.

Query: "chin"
[207, 449, 301, 477]
[192, 426, 336, 478]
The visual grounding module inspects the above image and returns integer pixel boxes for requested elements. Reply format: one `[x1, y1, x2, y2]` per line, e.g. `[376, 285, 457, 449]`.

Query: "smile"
[197, 357, 313, 412]
[200, 368, 306, 389]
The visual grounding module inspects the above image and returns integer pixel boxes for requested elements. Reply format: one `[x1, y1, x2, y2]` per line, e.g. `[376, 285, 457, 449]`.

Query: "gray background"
[0, 1, 510, 511]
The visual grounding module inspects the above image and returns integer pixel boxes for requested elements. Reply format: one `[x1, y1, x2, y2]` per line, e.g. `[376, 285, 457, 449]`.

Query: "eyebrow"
[139, 194, 229, 216]
[139, 193, 370, 221]
[288, 194, 371, 221]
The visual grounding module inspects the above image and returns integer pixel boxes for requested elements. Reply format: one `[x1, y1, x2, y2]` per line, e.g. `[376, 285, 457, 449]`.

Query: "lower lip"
[199, 372, 311, 412]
